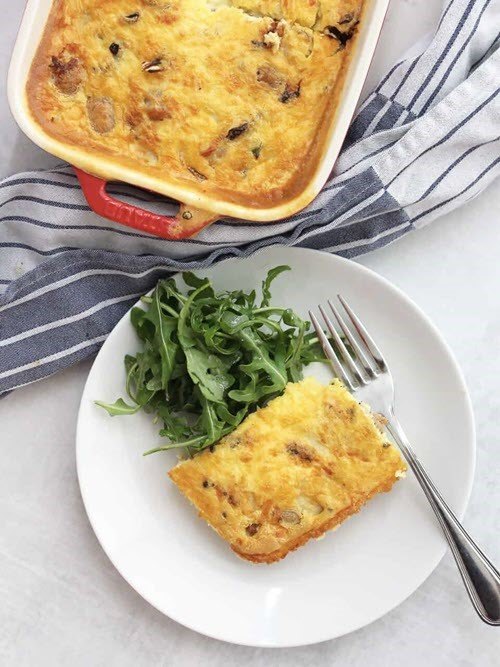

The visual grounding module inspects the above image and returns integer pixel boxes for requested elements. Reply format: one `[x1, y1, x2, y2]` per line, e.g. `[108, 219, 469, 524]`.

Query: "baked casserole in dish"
[26, 0, 365, 227]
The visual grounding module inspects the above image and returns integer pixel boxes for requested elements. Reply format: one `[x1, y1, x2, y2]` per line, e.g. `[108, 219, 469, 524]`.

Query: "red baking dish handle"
[74, 167, 216, 239]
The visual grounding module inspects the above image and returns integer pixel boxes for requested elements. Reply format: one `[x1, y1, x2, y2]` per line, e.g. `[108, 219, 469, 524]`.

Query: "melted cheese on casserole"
[27, 0, 362, 208]
[169, 377, 406, 563]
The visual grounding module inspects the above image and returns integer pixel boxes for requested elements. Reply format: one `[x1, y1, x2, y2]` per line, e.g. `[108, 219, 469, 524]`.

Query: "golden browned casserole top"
[27, 0, 362, 208]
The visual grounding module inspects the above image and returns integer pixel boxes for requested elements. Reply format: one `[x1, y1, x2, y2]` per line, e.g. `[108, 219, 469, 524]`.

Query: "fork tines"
[309, 296, 387, 391]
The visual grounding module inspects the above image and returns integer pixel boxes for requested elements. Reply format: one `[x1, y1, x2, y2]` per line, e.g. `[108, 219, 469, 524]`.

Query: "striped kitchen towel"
[1, 0, 499, 395]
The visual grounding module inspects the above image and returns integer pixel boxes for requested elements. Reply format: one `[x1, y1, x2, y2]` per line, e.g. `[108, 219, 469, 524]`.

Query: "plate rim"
[76, 247, 476, 647]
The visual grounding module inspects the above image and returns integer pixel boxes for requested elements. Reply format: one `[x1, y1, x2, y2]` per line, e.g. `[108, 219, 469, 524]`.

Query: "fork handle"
[387, 416, 500, 625]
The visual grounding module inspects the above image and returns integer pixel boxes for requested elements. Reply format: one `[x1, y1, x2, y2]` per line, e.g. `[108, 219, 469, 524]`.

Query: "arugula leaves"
[96, 266, 324, 456]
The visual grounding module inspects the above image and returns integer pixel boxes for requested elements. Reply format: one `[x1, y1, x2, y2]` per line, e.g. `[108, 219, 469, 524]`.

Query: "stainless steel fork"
[310, 296, 500, 625]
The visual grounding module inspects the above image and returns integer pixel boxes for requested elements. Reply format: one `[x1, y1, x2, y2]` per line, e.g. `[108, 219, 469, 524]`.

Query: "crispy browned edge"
[232, 477, 399, 563]
[169, 466, 400, 564]
[25, 0, 366, 211]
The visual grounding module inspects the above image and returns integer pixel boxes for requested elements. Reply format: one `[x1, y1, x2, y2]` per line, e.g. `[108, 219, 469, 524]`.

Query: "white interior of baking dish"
[8, 0, 389, 222]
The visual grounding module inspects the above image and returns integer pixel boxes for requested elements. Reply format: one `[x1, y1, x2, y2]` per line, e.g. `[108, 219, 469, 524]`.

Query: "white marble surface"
[1, 1, 499, 665]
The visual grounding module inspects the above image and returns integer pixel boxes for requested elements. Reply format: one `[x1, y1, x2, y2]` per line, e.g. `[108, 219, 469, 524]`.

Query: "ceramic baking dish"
[8, 0, 389, 239]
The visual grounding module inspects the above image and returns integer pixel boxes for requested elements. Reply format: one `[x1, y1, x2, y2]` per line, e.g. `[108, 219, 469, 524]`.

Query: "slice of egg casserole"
[169, 377, 406, 563]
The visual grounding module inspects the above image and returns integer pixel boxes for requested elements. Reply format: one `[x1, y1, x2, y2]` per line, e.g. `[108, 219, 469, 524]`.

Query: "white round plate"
[77, 247, 475, 647]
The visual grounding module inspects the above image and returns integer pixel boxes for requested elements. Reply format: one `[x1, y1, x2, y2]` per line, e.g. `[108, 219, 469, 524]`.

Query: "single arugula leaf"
[177, 283, 210, 349]
[178, 283, 234, 403]
[138, 287, 178, 390]
[156, 405, 192, 442]
[285, 320, 307, 382]
[130, 307, 154, 342]
[182, 272, 214, 294]
[158, 278, 187, 310]
[215, 403, 247, 427]
[222, 313, 287, 396]
[183, 348, 234, 403]
[124, 354, 137, 375]
[299, 333, 325, 364]
[227, 370, 258, 403]
[146, 376, 163, 391]
[198, 393, 225, 445]
[260, 265, 290, 307]
[126, 344, 159, 407]
[156, 322, 177, 390]
[95, 398, 140, 416]
[143, 434, 207, 457]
